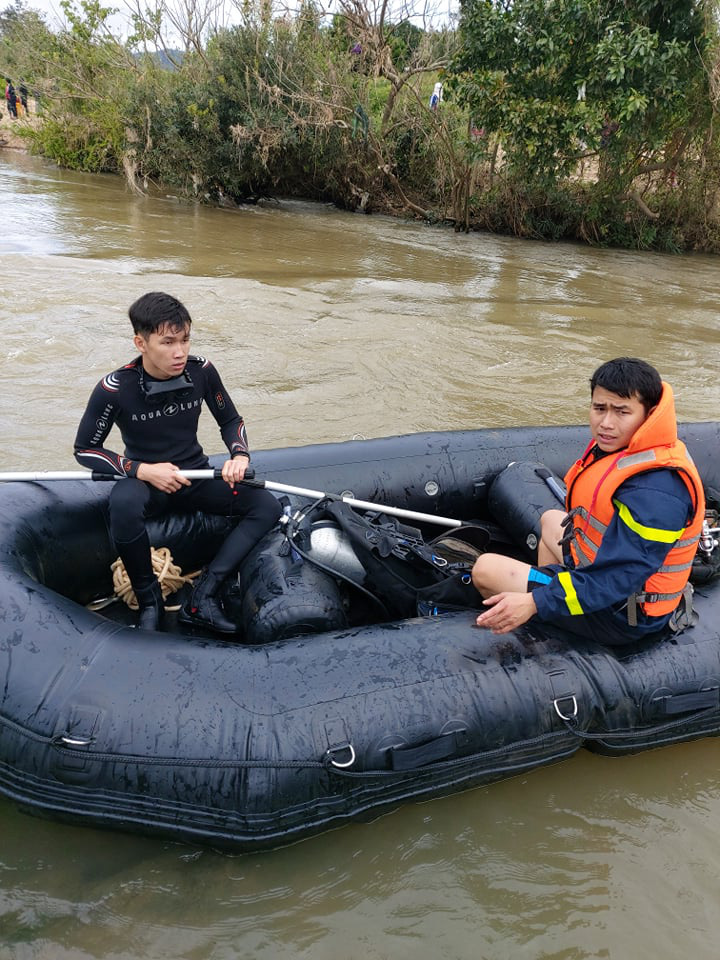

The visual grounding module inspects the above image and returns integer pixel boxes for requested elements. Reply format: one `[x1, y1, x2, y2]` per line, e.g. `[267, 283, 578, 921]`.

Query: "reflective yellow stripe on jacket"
[613, 498, 685, 546]
[558, 571, 583, 616]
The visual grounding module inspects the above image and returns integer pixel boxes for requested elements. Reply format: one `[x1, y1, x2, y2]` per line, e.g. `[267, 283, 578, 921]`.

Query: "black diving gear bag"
[318, 500, 489, 618]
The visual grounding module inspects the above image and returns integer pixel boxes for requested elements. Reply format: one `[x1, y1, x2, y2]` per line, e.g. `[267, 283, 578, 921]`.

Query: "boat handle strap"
[390, 731, 465, 771]
[657, 688, 719, 715]
[553, 696, 578, 722]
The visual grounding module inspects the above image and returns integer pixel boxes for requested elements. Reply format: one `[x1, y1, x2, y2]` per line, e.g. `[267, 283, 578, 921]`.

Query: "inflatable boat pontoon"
[0, 424, 719, 852]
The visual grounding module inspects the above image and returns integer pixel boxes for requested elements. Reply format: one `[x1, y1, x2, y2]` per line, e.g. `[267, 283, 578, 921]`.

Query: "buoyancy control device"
[314, 500, 488, 620]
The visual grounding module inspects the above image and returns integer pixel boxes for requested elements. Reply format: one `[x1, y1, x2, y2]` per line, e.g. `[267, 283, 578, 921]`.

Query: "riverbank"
[3, 106, 717, 252]
[0, 109, 39, 150]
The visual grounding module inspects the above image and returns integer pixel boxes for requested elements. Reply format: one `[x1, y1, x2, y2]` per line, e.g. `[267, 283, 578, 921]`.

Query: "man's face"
[589, 386, 651, 453]
[135, 323, 191, 380]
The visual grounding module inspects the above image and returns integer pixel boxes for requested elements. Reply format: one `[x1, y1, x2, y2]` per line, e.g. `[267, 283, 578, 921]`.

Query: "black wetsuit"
[74, 355, 281, 577]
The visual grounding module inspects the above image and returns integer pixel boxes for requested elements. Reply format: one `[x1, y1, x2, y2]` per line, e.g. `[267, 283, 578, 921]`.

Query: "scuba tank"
[306, 520, 367, 582]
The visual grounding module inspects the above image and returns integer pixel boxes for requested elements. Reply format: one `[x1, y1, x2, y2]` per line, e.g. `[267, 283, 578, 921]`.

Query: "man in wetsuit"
[472, 358, 704, 645]
[74, 291, 282, 633]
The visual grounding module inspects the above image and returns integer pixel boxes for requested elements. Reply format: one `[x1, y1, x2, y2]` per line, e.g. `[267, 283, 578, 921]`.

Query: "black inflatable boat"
[1, 424, 719, 852]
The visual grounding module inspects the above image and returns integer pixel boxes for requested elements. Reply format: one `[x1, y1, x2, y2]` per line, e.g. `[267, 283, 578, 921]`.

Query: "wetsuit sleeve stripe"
[613, 498, 685, 544]
[230, 421, 250, 458]
[75, 450, 128, 475]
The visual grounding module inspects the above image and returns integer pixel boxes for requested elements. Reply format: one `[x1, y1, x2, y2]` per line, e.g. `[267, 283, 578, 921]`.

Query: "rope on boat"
[556, 704, 720, 748]
[0, 708, 576, 775]
[0, 704, 717, 778]
[97, 547, 200, 612]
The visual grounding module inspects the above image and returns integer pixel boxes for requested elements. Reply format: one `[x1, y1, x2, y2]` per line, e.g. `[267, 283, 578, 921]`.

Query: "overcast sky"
[23, 0, 64, 27]
[23, 0, 457, 37]
[24, 0, 124, 32]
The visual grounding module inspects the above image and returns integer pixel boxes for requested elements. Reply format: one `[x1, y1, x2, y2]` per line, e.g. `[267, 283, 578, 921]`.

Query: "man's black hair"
[590, 357, 663, 413]
[129, 292, 192, 338]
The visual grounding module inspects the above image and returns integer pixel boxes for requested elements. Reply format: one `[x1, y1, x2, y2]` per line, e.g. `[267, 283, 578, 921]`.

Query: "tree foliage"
[3, 0, 720, 249]
[123, 0, 461, 215]
[0, 1, 54, 84]
[448, 0, 713, 202]
[1, 0, 139, 171]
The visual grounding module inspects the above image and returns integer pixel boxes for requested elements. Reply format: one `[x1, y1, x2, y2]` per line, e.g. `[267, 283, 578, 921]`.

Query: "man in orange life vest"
[472, 357, 705, 645]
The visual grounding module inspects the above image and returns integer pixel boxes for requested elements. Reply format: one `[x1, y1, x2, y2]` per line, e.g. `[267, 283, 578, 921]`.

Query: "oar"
[0, 468, 464, 530]
[235, 473, 463, 529]
[0, 471, 116, 482]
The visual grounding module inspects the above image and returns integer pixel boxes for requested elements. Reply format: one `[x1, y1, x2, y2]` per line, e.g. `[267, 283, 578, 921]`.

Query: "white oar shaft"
[0, 471, 96, 482]
[0, 469, 463, 529]
[267, 481, 462, 528]
[0, 470, 217, 482]
[184, 472, 462, 528]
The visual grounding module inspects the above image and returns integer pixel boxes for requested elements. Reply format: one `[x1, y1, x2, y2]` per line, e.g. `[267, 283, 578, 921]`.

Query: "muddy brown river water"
[1, 150, 719, 960]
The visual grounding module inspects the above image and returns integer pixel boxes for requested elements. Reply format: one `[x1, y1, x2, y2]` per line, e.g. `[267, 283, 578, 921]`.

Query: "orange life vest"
[563, 382, 705, 620]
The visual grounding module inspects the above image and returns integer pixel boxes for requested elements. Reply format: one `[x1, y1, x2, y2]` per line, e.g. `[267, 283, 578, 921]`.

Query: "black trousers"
[109, 477, 282, 579]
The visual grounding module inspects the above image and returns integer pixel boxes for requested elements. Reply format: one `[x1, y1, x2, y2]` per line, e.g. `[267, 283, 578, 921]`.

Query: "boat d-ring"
[553, 696, 578, 721]
[56, 734, 94, 748]
[324, 742, 356, 769]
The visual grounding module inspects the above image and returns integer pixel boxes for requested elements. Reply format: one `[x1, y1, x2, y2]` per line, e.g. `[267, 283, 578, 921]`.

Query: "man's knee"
[109, 479, 152, 540]
[471, 553, 497, 595]
[540, 508, 566, 530]
[472, 552, 533, 597]
[539, 509, 566, 563]
[471, 554, 483, 589]
[263, 491, 283, 523]
[110, 477, 148, 507]
[243, 488, 283, 524]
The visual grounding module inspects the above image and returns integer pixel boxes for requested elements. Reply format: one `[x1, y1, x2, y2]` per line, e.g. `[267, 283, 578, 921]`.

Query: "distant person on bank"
[473, 357, 705, 645]
[74, 291, 282, 633]
[5, 80, 17, 118]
